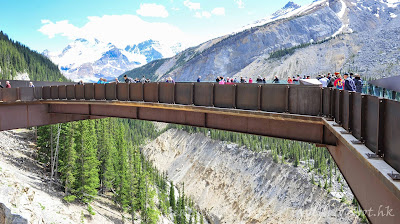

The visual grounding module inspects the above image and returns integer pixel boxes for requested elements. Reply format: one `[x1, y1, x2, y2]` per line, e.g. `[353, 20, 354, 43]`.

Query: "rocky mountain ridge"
[122, 0, 400, 82]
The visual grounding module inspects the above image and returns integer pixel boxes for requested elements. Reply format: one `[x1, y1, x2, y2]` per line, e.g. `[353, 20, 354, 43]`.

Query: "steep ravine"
[142, 129, 361, 224]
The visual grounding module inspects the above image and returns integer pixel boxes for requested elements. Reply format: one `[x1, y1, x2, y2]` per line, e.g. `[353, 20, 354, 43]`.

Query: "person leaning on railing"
[5, 81, 11, 88]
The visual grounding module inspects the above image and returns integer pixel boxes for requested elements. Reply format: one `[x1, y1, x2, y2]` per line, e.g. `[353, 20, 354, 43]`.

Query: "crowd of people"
[0, 72, 363, 94]
[210, 72, 363, 93]
[315, 72, 363, 93]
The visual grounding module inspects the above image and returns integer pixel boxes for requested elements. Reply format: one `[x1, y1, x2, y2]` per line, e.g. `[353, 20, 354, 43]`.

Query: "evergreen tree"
[75, 120, 99, 203]
[170, 181, 176, 212]
[58, 123, 77, 200]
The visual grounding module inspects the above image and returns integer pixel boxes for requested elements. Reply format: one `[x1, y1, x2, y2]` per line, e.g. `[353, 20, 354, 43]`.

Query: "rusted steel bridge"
[0, 82, 399, 224]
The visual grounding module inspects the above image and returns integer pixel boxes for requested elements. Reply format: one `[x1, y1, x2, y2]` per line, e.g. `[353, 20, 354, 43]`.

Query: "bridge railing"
[1, 82, 400, 174]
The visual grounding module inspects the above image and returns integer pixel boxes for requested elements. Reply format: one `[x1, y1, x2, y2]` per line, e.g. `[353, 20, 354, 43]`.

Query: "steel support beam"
[45, 100, 336, 146]
[0, 103, 99, 131]
[325, 119, 400, 224]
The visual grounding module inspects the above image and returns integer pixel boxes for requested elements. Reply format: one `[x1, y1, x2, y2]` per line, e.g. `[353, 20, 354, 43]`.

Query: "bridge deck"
[1, 82, 399, 224]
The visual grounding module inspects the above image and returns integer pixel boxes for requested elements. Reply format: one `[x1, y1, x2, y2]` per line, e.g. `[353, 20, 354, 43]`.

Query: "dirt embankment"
[0, 129, 172, 224]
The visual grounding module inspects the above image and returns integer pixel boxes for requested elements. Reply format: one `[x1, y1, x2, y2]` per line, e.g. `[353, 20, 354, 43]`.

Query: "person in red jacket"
[5, 81, 11, 88]
[334, 75, 344, 90]
[287, 76, 293, 84]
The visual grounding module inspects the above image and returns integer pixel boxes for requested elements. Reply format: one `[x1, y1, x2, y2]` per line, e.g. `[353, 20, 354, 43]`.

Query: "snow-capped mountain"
[271, 1, 301, 19]
[241, 1, 303, 30]
[45, 38, 185, 82]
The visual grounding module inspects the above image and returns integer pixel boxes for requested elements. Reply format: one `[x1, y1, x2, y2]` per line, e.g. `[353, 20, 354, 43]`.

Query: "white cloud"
[184, 0, 201, 10]
[211, 7, 225, 16]
[136, 3, 169, 18]
[194, 11, 212, 19]
[39, 20, 81, 39]
[38, 15, 197, 47]
[235, 0, 245, 8]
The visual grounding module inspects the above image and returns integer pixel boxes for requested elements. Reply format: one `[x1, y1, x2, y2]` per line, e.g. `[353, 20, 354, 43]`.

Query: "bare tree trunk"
[49, 125, 53, 190]
[50, 124, 61, 189]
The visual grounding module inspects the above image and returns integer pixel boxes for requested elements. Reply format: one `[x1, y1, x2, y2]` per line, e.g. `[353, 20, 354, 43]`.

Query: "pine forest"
[0, 31, 68, 82]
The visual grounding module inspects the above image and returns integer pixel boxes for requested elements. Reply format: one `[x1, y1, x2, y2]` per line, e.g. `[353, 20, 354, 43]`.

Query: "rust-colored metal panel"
[94, 84, 106, 100]
[206, 113, 248, 133]
[248, 117, 324, 144]
[334, 89, 342, 124]
[175, 83, 193, 105]
[289, 86, 321, 116]
[138, 107, 186, 124]
[364, 95, 380, 154]
[214, 84, 236, 108]
[236, 84, 259, 110]
[26, 104, 88, 128]
[2, 88, 19, 102]
[383, 100, 400, 173]
[85, 83, 95, 100]
[58, 85, 67, 99]
[42, 86, 51, 100]
[106, 83, 117, 100]
[327, 141, 400, 224]
[136, 107, 205, 127]
[0, 105, 27, 130]
[322, 88, 332, 116]
[51, 86, 59, 99]
[19, 87, 34, 101]
[75, 85, 84, 100]
[117, 83, 129, 101]
[342, 91, 351, 131]
[49, 103, 90, 115]
[261, 85, 287, 113]
[352, 92, 363, 140]
[91, 104, 137, 118]
[184, 111, 205, 127]
[143, 83, 159, 102]
[34, 87, 42, 100]
[66, 85, 75, 99]
[323, 126, 337, 146]
[130, 83, 143, 101]
[194, 83, 214, 106]
[159, 82, 175, 104]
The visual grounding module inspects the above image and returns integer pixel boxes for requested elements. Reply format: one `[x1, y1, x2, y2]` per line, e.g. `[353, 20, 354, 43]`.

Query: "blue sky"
[0, 0, 314, 52]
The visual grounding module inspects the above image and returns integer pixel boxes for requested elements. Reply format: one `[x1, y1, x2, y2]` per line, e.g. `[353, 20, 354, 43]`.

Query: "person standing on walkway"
[5, 81, 11, 88]
[197, 76, 201, 82]
[272, 76, 280, 83]
[354, 74, 363, 93]
[287, 76, 293, 84]
[344, 73, 356, 91]
[334, 74, 344, 90]
[29, 82, 35, 87]
[319, 75, 329, 87]
[0, 82, 3, 88]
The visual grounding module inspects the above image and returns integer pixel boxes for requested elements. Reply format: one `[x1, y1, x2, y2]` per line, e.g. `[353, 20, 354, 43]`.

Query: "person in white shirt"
[319, 75, 329, 87]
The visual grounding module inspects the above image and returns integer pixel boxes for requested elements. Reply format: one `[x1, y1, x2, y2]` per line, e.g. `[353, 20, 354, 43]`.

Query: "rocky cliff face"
[123, 0, 400, 81]
[142, 129, 361, 224]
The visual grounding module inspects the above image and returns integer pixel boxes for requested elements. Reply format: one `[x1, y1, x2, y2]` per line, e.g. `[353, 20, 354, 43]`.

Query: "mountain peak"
[272, 1, 301, 19]
[283, 1, 301, 9]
